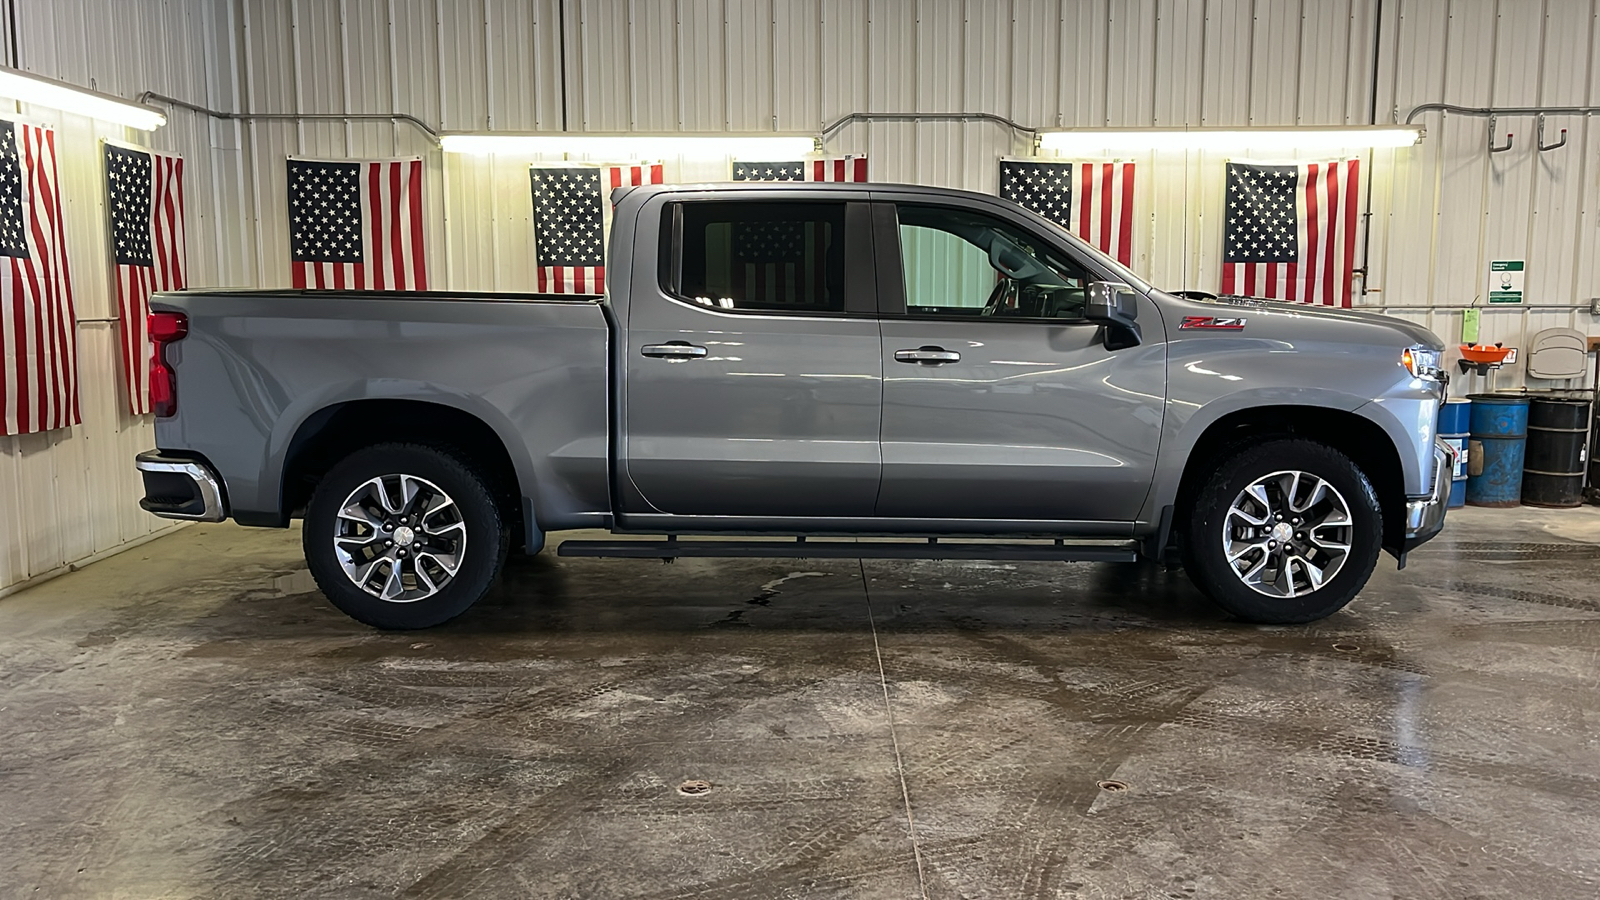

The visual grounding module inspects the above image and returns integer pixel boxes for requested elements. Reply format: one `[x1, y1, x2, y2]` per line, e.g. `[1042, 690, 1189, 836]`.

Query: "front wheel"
[303, 443, 509, 629]
[1181, 439, 1382, 624]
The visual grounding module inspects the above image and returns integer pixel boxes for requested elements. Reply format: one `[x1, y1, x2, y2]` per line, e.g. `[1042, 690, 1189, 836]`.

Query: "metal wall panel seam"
[242, 0, 268, 286]
[483, 0, 493, 130]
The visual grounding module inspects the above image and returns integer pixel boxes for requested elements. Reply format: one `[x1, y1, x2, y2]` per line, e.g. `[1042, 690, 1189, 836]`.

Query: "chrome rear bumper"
[136, 450, 227, 522]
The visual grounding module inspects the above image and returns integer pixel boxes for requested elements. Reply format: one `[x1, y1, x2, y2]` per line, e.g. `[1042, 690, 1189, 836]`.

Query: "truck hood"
[1158, 292, 1445, 351]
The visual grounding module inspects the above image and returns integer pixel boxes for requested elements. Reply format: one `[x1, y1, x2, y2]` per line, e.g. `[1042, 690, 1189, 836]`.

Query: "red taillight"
[148, 311, 187, 418]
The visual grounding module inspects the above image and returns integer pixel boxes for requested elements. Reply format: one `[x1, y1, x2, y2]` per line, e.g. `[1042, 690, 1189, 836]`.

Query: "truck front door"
[872, 199, 1167, 525]
[621, 195, 882, 518]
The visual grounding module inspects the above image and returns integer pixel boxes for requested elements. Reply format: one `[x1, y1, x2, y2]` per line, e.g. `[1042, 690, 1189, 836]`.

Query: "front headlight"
[1402, 346, 1444, 380]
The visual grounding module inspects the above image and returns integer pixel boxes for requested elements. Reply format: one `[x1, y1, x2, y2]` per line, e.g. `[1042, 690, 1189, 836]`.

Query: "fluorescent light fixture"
[440, 133, 818, 158]
[0, 67, 167, 131]
[1038, 126, 1423, 154]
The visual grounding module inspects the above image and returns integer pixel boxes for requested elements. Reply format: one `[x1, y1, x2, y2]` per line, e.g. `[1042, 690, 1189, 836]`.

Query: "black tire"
[303, 443, 508, 629]
[1181, 439, 1382, 624]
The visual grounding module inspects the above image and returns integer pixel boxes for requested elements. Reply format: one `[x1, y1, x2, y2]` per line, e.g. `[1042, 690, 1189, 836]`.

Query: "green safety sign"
[1488, 260, 1524, 304]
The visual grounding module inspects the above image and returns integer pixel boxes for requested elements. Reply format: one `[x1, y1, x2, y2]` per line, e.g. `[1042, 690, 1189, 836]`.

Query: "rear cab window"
[663, 201, 851, 314]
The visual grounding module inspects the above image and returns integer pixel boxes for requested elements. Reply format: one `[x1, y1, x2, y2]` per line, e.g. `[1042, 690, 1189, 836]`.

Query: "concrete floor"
[3, 508, 1600, 899]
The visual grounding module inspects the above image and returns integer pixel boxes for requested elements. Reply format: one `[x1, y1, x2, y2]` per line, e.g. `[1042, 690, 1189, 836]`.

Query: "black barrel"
[1522, 397, 1592, 508]
[1591, 403, 1600, 506]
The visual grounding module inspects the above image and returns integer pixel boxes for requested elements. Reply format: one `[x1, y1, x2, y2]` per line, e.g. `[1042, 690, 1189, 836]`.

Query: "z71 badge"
[1179, 316, 1247, 331]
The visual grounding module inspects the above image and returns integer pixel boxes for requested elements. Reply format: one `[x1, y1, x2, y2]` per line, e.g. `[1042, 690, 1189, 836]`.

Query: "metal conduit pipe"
[820, 111, 1038, 144]
[1404, 103, 1600, 125]
[137, 91, 441, 143]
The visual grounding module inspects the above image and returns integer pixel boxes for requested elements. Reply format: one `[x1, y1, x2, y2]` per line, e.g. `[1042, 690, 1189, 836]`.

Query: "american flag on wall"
[531, 163, 664, 294]
[731, 156, 868, 183]
[1, 119, 77, 437]
[288, 157, 427, 290]
[106, 143, 185, 416]
[1220, 159, 1360, 307]
[999, 159, 1135, 266]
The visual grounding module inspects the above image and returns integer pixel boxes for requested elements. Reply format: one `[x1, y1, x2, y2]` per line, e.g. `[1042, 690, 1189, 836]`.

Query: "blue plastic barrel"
[1466, 394, 1530, 508]
[1438, 398, 1470, 508]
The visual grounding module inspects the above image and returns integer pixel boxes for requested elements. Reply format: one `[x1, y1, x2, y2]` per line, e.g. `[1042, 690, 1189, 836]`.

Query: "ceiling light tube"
[440, 133, 819, 158]
[1038, 126, 1423, 154]
[0, 67, 167, 131]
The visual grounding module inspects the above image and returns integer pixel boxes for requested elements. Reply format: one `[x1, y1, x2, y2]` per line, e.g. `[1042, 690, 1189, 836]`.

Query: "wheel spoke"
[420, 549, 460, 577]
[337, 500, 385, 532]
[1275, 557, 1298, 598]
[348, 550, 391, 586]
[1294, 478, 1328, 513]
[1308, 531, 1350, 555]
[398, 475, 424, 516]
[421, 516, 465, 539]
[1300, 555, 1327, 590]
[1227, 538, 1267, 562]
[378, 559, 405, 600]
[1239, 550, 1272, 583]
[413, 561, 437, 595]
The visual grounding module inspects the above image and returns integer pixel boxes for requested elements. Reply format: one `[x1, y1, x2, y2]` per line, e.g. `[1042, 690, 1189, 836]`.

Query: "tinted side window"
[672, 201, 847, 313]
[897, 204, 1093, 320]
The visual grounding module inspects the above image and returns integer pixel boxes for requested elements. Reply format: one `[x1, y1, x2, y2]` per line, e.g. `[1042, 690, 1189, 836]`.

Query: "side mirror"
[1086, 281, 1142, 349]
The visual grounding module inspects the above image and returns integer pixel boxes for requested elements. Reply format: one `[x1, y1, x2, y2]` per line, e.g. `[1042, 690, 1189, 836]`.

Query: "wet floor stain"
[2, 510, 1600, 898]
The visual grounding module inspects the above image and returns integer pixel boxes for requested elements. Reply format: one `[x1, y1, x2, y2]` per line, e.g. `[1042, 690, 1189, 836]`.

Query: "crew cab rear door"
[870, 196, 1167, 524]
[619, 192, 882, 518]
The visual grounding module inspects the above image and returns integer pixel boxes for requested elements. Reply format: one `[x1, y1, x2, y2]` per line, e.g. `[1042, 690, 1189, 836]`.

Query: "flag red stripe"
[32, 127, 65, 428]
[1341, 159, 1359, 307]
[1322, 162, 1338, 306]
[1297, 163, 1318, 305]
[409, 159, 427, 290]
[388, 161, 406, 290]
[22, 127, 59, 429]
[1117, 163, 1135, 266]
[44, 127, 73, 427]
[366, 161, 385, 290]
[1076, 163, 1091, 242]
[1098, 163, 1113, 258]
[9, 257, 28, 433]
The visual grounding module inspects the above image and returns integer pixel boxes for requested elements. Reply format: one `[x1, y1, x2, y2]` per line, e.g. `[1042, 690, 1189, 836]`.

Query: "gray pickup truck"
[136, 182, 1452, 629]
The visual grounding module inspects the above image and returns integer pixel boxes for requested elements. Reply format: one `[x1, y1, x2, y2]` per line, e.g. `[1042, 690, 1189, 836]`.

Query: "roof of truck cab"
[611, 181, 1005, 204]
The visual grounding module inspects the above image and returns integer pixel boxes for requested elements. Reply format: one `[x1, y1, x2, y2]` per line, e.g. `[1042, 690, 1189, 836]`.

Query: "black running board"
[557, 537, 1138, 563]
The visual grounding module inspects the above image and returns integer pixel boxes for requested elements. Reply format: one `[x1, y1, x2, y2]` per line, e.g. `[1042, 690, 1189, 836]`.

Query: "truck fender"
[265, 379, 544, 540]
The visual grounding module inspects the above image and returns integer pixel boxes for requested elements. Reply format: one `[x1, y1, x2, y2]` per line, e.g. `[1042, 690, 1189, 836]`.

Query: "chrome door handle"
[641, 342, 708, 360]
[893, 346, 961, 365]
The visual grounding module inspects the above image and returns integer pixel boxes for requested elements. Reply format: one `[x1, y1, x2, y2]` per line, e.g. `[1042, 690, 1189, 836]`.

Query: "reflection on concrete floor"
[3, 506, 1600, 898]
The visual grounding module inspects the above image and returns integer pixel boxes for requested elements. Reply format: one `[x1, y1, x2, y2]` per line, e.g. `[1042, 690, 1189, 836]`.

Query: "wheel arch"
[1170, 405, 1407, 556]
[277, 396, 534, 548]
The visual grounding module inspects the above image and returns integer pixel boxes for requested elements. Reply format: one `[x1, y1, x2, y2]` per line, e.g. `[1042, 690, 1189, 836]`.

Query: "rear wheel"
[303, 443, 508, 629]
[1182, 439, 1382, 623]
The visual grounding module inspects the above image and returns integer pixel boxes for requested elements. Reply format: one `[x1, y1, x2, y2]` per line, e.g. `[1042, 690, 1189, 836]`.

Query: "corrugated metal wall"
[0, 0, 236, 595]
[3, 0, 1598, 593]
[222, 0, 1598, 377]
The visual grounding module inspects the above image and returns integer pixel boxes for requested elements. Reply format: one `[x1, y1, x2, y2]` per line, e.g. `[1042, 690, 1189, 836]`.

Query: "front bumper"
[135, 450, 227, 522]
[1401, 437, 1455, 553]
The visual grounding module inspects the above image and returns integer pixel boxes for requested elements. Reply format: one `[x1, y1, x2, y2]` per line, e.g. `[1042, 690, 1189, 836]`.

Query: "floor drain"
[1096, 780, 1129, 793]
[1332, 643, 1360, 653]
[677, 780, 713, 796]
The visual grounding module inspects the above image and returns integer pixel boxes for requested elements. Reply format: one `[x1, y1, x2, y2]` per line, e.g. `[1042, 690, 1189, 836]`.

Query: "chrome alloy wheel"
[1222, 470, 1352, 599]
[332, 474, 467, 603]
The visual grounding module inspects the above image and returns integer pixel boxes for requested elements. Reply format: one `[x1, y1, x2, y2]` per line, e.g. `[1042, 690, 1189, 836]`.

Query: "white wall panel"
[1, 0, 235, 595]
